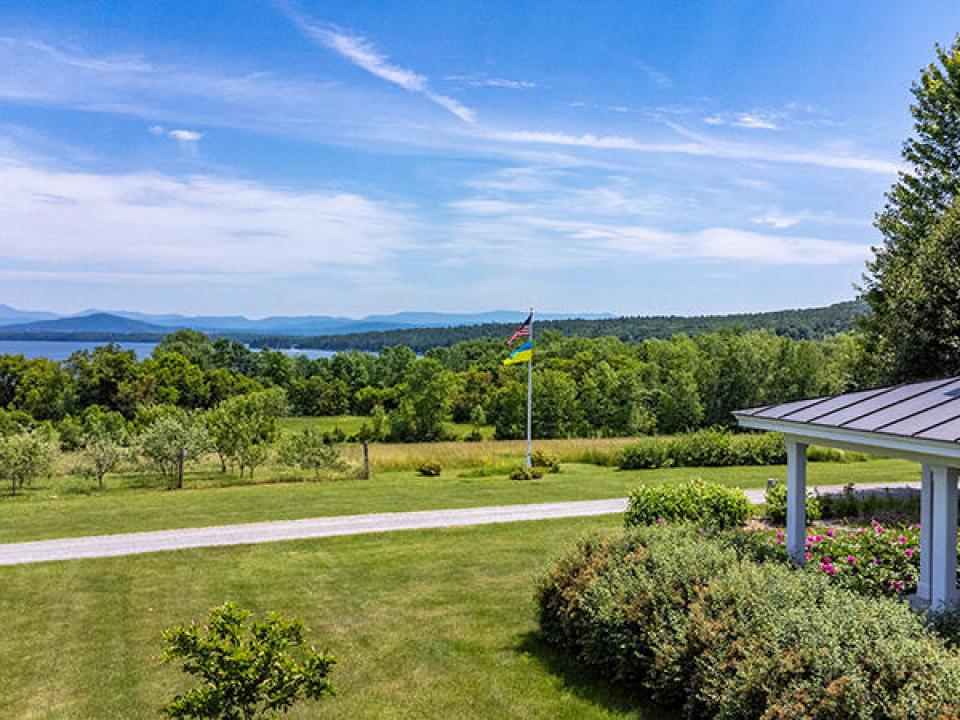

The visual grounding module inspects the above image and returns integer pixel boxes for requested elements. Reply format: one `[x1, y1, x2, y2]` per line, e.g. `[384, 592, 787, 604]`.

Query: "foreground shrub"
[686, 560, 960, 719]
[625, 479, 750, 529]
[538, 526, 960, 719]
[538, 526, 739, 705]
[160, 602, 336, 719]
[416, 460, 442, 477]
[510, 465, 544, 481]
[765, 481, 822, 523]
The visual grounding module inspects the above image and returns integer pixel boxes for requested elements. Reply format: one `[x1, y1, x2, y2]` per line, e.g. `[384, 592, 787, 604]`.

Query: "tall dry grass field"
[340, 437, 637, 473]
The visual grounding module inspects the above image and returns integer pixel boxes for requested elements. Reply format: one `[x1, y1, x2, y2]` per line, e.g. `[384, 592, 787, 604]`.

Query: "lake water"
[0, 340, 336, 361]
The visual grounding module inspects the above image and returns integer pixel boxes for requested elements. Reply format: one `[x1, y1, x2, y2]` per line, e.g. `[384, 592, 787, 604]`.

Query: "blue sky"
[1, 1, 958, 318]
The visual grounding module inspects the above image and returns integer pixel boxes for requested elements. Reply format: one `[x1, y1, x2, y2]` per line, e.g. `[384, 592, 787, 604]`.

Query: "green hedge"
[625, 479, 750, 529]
[617, 429, 787, 470]
[538, 525, 960, 719]
[764, 481, 822, 523]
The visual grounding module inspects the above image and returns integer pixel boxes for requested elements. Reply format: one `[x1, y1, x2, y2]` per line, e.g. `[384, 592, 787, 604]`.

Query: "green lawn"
[0, 459, 917, 544]
[0, 515, 663, 719]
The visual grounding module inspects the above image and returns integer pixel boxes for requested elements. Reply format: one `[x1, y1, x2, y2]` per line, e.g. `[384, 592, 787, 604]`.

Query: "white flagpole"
[526, 307, 533, 468]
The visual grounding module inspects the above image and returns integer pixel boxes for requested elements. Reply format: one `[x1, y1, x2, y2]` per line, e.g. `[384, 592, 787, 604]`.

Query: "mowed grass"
[0, 458, 918, 544]
[0, 515, 664, 720]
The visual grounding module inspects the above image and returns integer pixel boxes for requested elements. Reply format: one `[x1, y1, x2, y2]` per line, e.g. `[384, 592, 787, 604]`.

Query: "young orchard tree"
[160, 602, 336, 720]
[278, 427, 345, 480]
[0, 429, 58, 495]
[80, 430, 128, 491]
[137, 411, 210, 488]
[205, 388, 286, 479]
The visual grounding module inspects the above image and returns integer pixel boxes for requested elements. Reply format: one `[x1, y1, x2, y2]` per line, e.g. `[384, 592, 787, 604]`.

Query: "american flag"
[507, 313, 532, 345]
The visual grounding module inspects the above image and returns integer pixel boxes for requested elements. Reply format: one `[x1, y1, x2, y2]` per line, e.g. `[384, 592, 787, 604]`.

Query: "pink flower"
[825, 565, 837, 575]
[776, 531, 784, 539]
[656, 518, 666, 525]
[822, 556, 832, 564]
[870, 557, 878, 565]
[804, 553, 812, 560]
[814, 535, 823, 542]
[827, 529, 835, 538]
[894, 581, 904, 591]
[898, 536, 907, 544]
[847, 556, 856, 565]
[905, 549, 914, 558]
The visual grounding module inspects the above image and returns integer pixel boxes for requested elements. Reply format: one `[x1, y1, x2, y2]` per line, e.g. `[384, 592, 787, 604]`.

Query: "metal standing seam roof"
[734, 376, 960, 443]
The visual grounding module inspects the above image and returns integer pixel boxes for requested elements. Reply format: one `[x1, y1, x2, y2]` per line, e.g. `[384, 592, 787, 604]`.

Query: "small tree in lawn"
[160, 602, 336, 720]
[0, 429, 58, 495]
[138, 411, 210, 488]
[204, 388, 286, 479]
[80, 431, 127, 491]
[278, 428, 345, 480]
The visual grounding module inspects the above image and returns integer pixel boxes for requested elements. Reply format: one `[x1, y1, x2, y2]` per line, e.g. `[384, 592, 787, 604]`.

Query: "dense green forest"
[244, 300, 868, 353]
[0, 327, 862, 445]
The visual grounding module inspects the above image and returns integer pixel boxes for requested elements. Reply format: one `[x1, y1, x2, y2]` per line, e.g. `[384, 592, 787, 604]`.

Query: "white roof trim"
[734, 413, 960, 466]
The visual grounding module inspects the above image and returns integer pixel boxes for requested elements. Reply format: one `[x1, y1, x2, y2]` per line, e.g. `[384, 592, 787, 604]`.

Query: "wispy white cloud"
[279, 4, 476, 123]
[734, 113, 778, 130]
[703, 112, 779, 130]
[464, 167, 557, 193]
[0, 151, 415, 280]
[447, 74, 537, 89]
[751, 208, 871, 230]
[485, 126, 901, 175]
[447, 209, 868, 266]
[636, 61, 672, 89]
[148, 125, 204, 142]
[447, 174, 868, 267]
[168, 129, 203, 142]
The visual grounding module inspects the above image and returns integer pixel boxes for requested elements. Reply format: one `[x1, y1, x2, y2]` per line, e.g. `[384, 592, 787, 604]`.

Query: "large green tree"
[388, 358, 452, 441]
[861, 37, 960, 381]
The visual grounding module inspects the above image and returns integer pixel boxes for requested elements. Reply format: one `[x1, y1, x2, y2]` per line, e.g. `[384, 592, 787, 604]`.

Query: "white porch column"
[929, 465, 958, 611]
[917, 464, 933, 602]
[785, 438, 808, 563]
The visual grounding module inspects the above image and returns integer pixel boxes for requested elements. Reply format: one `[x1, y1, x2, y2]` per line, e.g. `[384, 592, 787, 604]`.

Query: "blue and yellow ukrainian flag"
[503, 340, 532, 365]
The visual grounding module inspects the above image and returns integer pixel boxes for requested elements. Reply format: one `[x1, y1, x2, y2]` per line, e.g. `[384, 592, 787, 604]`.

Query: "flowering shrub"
[771, 520, 920, 596]
[538, 525, 960, 719]
[625, 479, 750, 529]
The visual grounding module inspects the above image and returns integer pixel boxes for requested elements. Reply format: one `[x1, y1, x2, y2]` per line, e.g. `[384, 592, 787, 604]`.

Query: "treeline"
[0, 327, 861, 445]
[245, 300, 868, 353]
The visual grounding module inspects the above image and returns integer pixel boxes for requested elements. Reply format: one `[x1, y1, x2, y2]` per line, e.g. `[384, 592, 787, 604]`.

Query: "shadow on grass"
[513, 631, 678, 720]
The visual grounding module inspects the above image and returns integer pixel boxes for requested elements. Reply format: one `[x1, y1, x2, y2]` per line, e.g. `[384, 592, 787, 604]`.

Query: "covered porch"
[735, 377, 960, 610]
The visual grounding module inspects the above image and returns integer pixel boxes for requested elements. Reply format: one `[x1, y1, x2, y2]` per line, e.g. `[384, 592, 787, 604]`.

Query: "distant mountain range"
[0, 305, 613, 337]
[0, 300, 868, 354]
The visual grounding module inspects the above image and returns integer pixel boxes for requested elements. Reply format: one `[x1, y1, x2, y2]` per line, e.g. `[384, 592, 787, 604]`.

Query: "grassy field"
[0, 515, 665, 719]
[0, 458, 918, 544]
[279, 415, 496, 441]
